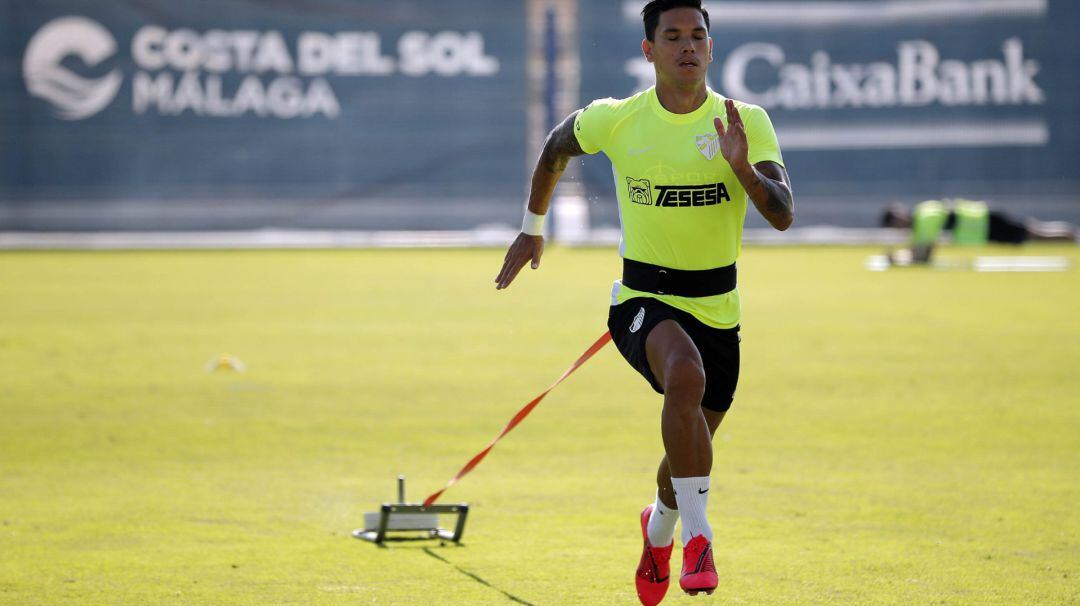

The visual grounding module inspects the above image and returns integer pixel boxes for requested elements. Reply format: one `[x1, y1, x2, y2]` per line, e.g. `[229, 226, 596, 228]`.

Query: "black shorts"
[607, 297, 740, 412]
[988, 211, 1030, 244]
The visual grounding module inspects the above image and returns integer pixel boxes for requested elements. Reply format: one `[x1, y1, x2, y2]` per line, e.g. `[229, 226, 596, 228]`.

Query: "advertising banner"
[578, 0, 1079, 227]
[0, 0, 527, 230]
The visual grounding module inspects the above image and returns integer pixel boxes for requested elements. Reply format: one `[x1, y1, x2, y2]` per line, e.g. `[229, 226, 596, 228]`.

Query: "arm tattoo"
[746, 162, 795, 230]
[540, 110, 585, 174]
[761, 177, 793, 216]
[525, 110, 587, 217]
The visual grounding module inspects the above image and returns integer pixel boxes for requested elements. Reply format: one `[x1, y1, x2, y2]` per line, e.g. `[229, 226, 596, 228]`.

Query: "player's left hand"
[714, 99, 749, 171]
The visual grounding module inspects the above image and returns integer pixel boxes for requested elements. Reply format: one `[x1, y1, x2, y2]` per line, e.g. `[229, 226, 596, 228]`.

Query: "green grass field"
[1, 245, 1077, 605]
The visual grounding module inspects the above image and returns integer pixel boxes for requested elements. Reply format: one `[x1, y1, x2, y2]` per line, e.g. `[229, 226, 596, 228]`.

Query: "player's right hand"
[495, 233, 544, 290]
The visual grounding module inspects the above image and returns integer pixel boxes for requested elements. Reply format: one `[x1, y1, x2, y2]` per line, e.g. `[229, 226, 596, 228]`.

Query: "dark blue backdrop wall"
[576, 0, 1079, 228]
[1, 0, 527, 230]
[2, 0, 1078, 231]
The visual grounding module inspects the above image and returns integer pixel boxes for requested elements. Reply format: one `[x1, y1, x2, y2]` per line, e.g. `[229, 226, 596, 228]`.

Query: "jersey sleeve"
[573, 98, 618, 155]
[743, 105, 784, 167]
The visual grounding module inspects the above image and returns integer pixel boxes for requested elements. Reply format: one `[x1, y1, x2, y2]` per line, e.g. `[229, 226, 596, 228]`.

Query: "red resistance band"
[423, 331, 612, 506]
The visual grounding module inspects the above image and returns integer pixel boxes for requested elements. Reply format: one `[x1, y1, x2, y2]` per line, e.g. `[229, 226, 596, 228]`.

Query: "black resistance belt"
[622, 258, 737, 298]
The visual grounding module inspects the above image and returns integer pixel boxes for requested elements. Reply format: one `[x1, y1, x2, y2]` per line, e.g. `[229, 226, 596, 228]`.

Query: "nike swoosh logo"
[628, 146, 655, 156]
[697, 488, 709, 494]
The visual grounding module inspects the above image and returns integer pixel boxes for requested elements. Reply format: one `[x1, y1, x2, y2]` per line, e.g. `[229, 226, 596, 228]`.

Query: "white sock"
[671, 476, 712, 544]
[646, 492, 679, 547]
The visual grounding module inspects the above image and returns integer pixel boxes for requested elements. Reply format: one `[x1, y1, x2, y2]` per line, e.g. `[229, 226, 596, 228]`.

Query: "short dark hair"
[880, 203, 910, 228]
[642, 0, 710, 42]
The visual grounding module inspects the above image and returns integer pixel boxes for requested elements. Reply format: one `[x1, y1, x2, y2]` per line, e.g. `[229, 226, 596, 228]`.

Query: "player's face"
[643, 8, 712, 87]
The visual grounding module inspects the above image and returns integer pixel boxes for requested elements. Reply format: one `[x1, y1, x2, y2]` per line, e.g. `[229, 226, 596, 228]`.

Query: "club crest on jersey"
[627, 177, 653, 205]
[695, 133, 721, 160]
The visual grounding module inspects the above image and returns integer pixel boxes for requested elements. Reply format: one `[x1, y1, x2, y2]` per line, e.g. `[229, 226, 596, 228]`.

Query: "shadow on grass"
[422, 547, 537, 606]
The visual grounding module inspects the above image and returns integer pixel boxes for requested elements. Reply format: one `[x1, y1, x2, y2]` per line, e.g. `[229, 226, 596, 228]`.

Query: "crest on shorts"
[695, 133, 720, 160]
[630, 307, 645, 333]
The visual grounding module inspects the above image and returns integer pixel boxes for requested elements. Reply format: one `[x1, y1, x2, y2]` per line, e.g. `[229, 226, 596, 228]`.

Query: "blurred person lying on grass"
[881, 199, 1078, 264]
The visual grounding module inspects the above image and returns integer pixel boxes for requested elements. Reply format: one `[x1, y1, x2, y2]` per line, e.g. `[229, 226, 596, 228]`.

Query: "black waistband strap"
[622, 258, 736, 298]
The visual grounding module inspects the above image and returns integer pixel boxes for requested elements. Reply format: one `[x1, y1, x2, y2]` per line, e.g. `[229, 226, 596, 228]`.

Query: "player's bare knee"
[663, 355, 706, 403]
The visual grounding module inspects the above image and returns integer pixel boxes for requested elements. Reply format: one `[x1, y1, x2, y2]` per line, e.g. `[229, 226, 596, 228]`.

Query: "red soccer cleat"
[635, 505, 674, 606]
[679, 535, 718, 596]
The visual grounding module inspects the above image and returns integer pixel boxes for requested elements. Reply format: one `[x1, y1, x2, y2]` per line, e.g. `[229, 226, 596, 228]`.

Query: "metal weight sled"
[353, 476, 469, 544]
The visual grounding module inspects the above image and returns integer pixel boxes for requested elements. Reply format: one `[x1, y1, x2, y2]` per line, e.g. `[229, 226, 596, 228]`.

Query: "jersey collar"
[647, 86, 720, 124]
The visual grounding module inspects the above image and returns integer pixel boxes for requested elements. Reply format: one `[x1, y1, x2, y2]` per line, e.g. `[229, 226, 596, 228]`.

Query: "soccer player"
[494, 1, 794, 603]
[881, 200, 1078, 264]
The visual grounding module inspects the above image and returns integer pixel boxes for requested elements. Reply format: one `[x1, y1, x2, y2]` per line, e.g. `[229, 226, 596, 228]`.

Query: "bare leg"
[645, 320, 712, 504]
[656, 409, 726, 509]
[1024, 219, 1078, 242]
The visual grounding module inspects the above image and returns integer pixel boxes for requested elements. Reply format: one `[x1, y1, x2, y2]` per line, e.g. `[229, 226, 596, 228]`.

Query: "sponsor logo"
[722, 38, 1044, 110]
[695, 133, 721, 160]
[628, 145, 655, 156]
[23, 16, 123, 120]
[627, 177, 731, 207]
[655, 183, 730, 207]
[627, 177, 653, 205]
[23, 18, 500, 120]
[625, 38, 1045, 110]
[619, 0, 1045, 112]
[129, 27, 341, 119]
[630, 307, 645, 333]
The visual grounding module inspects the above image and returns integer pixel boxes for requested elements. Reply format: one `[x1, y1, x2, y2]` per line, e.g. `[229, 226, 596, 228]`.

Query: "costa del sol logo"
[23, 16, 123, 120]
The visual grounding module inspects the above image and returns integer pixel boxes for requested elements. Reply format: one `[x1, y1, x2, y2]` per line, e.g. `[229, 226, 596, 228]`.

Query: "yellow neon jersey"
[574, 87, 783, 328]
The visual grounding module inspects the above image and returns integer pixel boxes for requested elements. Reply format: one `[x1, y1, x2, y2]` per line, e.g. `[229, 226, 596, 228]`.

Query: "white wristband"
[521, 210, 546, 236]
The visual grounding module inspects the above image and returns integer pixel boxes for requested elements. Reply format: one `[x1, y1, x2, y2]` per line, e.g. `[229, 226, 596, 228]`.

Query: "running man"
[494, 1, 794, 603]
